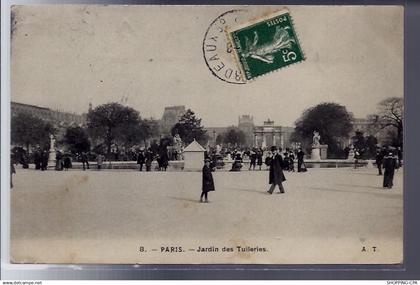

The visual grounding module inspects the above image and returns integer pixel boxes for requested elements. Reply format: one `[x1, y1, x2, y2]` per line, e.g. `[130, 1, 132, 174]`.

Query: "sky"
[11, 5, 403, 127]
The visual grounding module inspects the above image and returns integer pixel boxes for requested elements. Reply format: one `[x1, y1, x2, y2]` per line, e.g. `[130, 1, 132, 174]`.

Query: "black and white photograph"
[9, 5, 403, 264]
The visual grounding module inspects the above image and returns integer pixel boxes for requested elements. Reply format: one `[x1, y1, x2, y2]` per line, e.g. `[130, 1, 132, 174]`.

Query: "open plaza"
[10, 166, 403, 264]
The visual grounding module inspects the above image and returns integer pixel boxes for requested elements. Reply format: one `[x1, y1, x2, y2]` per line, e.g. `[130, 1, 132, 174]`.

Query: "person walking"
[81, 152, 89, 170]
[137, 150, 145, 171]
[383, 150, 398, 189]
[200, 158, 215, 203]
[267, 146, 286, 194]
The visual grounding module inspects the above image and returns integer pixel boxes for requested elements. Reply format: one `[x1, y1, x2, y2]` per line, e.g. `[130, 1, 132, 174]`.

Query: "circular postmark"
[202, 10, 246, 84]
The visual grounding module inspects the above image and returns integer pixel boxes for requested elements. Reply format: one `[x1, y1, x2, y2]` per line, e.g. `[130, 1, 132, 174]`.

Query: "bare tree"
[370, 97, 403, 147]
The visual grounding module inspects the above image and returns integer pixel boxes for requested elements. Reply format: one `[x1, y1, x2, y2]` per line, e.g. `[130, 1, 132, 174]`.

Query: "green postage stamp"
[227, 9, 304, 81]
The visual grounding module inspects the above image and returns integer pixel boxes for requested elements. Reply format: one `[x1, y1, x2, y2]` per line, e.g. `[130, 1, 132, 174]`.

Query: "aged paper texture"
[10, 5, 403, 264]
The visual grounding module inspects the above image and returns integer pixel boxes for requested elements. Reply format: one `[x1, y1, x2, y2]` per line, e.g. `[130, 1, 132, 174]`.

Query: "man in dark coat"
[375, 150, 384, 175]
[81, 152, 89, 170]
[34, 149, 41, 170]
[383, 150, 398, 189]
[249, 149, 257, 171]
[41, 150, 49, 171]
[267, 146, 286, 194]
[297, 148, 306, 172]
[201, 158, 215, 203]
[145, 148, 153, 172]
[137, 150, 145, 171]
[63, 154, 72, 170]
[257, 149, 263, 170]
[159, 149, 169, 171]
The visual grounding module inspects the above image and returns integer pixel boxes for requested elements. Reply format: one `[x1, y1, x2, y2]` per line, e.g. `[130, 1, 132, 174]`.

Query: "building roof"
[184, 139, 206, 152]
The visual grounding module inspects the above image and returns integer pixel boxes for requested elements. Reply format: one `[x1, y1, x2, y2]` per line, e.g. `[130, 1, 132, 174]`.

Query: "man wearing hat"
[267, 146, 286, 194]
[201, 158, 215, 203]
[383, 149, 398, 189]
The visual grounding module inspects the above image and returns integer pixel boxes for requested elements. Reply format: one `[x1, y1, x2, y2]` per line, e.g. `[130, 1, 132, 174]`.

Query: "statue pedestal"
[319, 144, 328, 160]
[311, 147, 321, 160]
[48, 135, 56, 167]
[347, 149, 355, 161]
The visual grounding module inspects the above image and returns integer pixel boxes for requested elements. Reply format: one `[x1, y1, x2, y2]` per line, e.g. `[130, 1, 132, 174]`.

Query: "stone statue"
[48, 134, 57, 166]
[312, 131, 321, 147]
[173, 133, 183, 160]
[49, 134, 56, 151]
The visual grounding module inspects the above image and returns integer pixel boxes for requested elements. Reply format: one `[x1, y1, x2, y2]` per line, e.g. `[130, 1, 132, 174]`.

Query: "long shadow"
[336, 183, 385, 190]
[309, 186, 402, 199]
[224, 187, 266, 194]
[168, 196, 201, 203]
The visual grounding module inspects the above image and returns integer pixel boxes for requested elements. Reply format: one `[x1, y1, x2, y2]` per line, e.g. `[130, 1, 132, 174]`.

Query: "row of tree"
[291, 97, 403, 158]
[11, 97, 403, 160]
[11, 103, 209, 158]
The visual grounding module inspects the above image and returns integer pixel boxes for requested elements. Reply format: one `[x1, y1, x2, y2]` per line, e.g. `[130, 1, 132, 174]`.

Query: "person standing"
[55, 151, 63, 171]
[249, 149, 257, 171]
[375, 150, 384, 175]
[297, 148, 306, 172]
[396, 147, 403, 169]
[267, 146, 286, 194]
[11, 159, 16, 188]
[137, 150, 145, 171]
[159, 148, 169, 171]
[288, 150, 295, 172]
[145, 148, 153, 172]
[354, 149, 360, 169]
[383, 150, 398, 189]
[34, 148, 41, 170]
[41, 150, 48, 171]
[63, 154, 72, 171]
[81, 152, 89, 170]
[200, 158, 215, 203]
[257, 149, 263, 170]
[96, 153, 104, 170]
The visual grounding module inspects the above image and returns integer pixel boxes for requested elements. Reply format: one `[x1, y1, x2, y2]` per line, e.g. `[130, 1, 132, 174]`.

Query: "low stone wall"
[23, 159, 371, 171]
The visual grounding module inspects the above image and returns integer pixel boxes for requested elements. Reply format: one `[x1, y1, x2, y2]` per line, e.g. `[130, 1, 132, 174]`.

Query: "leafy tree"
[87, 103, 142, 157]
[171, 109, 208, 145]
[138, 118, 160, 146]
[63, 126, 91, 155]
[370, 97, 403, 148]
[221, 127, 246, 147]
[352, 131, 366, 151]
[11, 112, 54, 152]
[292, 102, 353, 158]
[351, 131, 378, 159]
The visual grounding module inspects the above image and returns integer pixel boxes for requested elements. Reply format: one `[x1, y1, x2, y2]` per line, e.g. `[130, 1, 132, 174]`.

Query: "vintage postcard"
[10, 5, 403, 264]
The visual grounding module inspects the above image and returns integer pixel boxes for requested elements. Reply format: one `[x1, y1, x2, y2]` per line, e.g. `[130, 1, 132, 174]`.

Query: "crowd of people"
[203, 146, 307, 173]
[10, 141, 402, 198]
